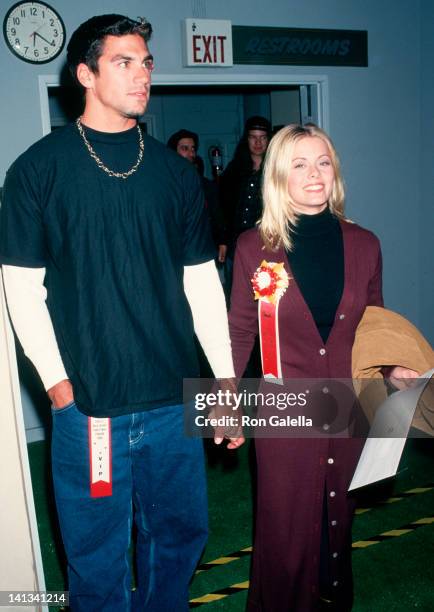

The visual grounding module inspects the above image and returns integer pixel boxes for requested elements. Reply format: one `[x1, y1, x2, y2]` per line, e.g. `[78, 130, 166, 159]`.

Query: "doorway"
[41, 72, 328, 179]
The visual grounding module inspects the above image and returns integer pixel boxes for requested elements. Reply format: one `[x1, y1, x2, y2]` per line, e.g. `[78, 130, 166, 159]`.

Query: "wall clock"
[3, 1, 66, 64]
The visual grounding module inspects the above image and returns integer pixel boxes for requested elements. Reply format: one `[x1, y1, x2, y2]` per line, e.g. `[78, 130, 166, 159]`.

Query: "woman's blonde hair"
[259, 124, 345, 251]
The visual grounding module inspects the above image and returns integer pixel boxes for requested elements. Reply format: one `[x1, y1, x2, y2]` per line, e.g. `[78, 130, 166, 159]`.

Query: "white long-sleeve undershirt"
[2, 260, 234, 391]
[2, 265, 68, 390]
[183, 260, 235, 378]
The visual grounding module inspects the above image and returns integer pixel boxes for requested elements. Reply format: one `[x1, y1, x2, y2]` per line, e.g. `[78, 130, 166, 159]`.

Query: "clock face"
[3, 1, 66, 64]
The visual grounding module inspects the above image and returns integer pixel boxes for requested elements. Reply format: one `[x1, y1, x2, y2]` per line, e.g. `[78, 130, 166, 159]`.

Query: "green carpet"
[28, 437, 433, 611]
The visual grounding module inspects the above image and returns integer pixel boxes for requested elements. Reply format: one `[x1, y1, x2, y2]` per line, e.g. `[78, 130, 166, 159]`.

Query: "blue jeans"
[51, 402, 208, 611]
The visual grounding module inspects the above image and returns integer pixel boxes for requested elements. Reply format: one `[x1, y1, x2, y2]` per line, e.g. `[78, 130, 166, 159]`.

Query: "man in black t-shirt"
[0, 15, 243, 611]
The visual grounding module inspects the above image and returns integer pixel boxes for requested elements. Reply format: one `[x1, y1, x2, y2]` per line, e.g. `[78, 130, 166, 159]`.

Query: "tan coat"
[352, 306, 434, 435]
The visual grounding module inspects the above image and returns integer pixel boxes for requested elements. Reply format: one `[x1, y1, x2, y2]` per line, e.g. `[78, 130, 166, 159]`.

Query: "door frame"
[39, 72, 329, 135]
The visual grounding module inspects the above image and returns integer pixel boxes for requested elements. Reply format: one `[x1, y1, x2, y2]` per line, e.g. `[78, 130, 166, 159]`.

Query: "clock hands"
[35, 31, 54, 46]
[29, 29, 54, 47]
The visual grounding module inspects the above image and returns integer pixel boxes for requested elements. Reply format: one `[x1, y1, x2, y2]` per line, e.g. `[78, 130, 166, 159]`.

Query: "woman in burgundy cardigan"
[229, 124, 394, 611]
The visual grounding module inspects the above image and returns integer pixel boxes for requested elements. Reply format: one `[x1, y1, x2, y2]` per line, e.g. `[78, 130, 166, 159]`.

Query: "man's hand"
[47, 378, 74, 409]
[212, 378, 245, 449]
[388, 366, 420, 390]
[217, 245, 227, 264]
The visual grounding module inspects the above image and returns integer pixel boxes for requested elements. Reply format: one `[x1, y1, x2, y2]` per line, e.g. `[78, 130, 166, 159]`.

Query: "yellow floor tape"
[190, 515, 434, 607]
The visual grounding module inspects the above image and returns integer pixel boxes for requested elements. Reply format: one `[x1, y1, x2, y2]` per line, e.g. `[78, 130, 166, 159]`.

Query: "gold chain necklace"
[76, 118, 144, 179]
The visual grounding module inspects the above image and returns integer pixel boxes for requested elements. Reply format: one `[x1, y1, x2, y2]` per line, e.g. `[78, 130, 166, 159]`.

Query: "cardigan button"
[319, 348, 326, 356]
[330, 491, 336, 498]
[339, 313, 345, 320]
[328, 458, 334, 464]
[331, 520, 337, 526]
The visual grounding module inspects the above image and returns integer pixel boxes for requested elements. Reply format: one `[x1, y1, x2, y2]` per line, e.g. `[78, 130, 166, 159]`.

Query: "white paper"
[349, 369, 433, 491]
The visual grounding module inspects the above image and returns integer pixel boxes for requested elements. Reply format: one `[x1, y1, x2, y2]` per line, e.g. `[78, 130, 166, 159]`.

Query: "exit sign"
[183, 19, 233, 67]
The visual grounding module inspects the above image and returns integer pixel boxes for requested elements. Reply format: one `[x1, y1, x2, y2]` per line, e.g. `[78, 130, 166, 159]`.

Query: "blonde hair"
[259, 124, 345, 251]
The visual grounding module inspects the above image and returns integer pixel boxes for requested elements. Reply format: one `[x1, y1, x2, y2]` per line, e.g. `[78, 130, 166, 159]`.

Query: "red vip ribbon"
[88, 417, 112, 498]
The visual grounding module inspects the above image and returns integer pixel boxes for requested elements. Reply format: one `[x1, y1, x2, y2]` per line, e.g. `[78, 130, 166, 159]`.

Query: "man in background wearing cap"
[220, 115, 271, 263]
[0, 14, 243, 611]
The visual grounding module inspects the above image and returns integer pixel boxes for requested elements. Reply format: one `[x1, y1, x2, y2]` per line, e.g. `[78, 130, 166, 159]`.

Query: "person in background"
[219, 115, 271, 261]
[0, 15, 242, 612]
[167, 129, 227, 264]
[220, 116, 271, 373]
[167, 127, 198, 164]
[228, 123, 416, 611]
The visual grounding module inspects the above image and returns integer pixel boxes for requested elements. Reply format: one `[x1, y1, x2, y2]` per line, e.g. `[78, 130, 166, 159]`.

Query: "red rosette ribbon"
[251, 260, 289, 304]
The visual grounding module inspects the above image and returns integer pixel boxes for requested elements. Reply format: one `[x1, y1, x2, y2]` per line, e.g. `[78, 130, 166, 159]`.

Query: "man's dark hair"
[67, 14, 152, 86]
[167, 129, 199, 152]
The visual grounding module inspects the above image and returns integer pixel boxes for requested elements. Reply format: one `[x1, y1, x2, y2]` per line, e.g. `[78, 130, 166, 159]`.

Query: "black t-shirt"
[0, 123, 215, 417]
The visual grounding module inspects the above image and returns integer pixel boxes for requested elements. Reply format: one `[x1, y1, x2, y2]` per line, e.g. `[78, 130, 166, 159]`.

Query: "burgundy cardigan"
[229, 219, 384, 381]
[228, 219, 384, 612]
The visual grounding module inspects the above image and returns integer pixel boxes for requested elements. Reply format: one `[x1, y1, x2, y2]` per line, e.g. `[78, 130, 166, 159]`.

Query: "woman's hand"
[213, 378, 245, 449]
[387, 366, 420, 390]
